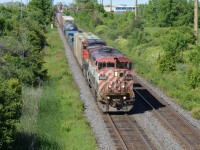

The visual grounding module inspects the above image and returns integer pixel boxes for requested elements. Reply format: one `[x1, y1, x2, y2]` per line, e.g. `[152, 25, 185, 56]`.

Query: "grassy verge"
[14, 27, 98, 149]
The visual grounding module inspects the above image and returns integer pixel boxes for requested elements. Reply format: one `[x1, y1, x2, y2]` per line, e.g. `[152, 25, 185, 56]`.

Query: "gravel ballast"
[133, 72, 200, 149]
[134, 72, 200, 131]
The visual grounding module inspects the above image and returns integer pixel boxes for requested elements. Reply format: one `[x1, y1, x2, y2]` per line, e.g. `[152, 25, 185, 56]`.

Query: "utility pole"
[194, 0, 198, 37]
[110, 0, 112, 12]
[135, 0, 138, 20]
[20, 0, 22, 19]
[194, 0, 198, 43]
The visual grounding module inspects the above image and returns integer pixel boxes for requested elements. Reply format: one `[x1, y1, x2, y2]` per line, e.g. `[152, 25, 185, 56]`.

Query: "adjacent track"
[133, 76, 200, 150]
[103, 113, 156, 150]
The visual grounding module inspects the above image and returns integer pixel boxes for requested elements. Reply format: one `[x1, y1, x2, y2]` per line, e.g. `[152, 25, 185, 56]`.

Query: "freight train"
[57, 13, 135, 112]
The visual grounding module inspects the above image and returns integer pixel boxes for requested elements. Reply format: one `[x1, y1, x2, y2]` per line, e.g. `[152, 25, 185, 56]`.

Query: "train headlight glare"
[99, 74, 107, 80]
[107, 96, 110, 100]
[123, 96, 126, 100]
[122, 85, 125, 89]
[125, 74, 133, 80]
[114, 71, 118, 77]
[108, 85, 112, 89]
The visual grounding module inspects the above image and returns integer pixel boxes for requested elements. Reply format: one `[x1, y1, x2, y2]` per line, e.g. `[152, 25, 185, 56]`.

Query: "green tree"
[158, 27, 194, 72]
[142, 0, 193, 27]
[0, 16, 5, 36]
[28, 0, 53, 25]
[0, 78, 22, 149]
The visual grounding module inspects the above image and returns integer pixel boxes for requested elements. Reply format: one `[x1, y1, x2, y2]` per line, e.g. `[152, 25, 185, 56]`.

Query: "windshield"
[98, 62, 106, 70]
[98, 62, 132, 70]
[98, 62, 114, 70]
[116, 62, 132, 70]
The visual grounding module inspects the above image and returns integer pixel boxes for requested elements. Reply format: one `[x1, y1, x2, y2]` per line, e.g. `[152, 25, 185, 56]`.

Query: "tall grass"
[14, 87, 42, 150]
[14, 28, 98, 149]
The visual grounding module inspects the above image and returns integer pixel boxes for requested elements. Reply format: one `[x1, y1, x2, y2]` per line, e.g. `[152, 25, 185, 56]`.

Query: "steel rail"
[134, 75, 200, 138]
[107, 114, 128, 150]
[125, 114, 152, 150]
[134, 89, 195, 150]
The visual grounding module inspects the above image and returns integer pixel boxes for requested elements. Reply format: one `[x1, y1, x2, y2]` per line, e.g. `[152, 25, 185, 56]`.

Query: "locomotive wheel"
[88, 79, 91, 88]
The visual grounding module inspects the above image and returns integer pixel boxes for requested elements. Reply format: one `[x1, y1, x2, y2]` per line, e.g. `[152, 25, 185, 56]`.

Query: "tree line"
[0, 0, 53, 149]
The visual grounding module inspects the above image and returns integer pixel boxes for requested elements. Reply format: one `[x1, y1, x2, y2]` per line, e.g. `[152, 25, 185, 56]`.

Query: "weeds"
[14, 29, 98, 149]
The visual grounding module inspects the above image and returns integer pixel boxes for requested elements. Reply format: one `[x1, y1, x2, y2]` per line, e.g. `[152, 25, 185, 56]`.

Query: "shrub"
[0, 78, 22, 149]
[186, 67, 200, 89]
[158, 26, 194, 72]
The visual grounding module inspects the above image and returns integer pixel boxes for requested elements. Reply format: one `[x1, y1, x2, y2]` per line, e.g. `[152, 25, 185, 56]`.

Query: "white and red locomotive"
[86, 46, 135, 112]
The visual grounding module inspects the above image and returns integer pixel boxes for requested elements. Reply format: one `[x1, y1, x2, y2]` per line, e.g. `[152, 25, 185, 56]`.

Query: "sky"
[0, 0, 149, 5]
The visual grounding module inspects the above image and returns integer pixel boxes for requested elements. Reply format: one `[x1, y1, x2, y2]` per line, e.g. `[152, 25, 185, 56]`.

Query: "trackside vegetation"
[0, 0, 52, 149]
[1, 1, 98, 149]
[0, 0, 52, 148]
[14, 27, 98, 149]
[65, 0, 200, 119]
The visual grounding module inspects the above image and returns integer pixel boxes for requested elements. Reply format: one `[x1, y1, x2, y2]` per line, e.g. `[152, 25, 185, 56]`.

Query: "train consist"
[58, 13, 135, 112]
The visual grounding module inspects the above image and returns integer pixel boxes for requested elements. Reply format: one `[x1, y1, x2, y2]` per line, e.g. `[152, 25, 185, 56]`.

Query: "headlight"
[122, 85, 125, 89]
[114, 71, 118, 77]
[123, 96, 126, 100]
[125, 74, 133, 80]
[99, 74, 107, 80]
[108, 85, 112, 89]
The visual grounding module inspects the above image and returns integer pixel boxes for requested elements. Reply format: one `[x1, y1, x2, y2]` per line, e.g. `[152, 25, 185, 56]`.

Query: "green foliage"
[0, 16, 5, 36]
[28, 0, 53, 25]
[158, 27, 194, 72]
[161, 27, 194, 53]
[186, 67, 200, 89]
[0, 2, 51, 149]
[141, 0, 193, 27]
[0, 35, 47, 86]
[14, 29, 98, 149]
[185, 46, 200, 89]
[0, 78, 22, 149]
[158, 53, 176, 72]
[188, 46, 200, 67]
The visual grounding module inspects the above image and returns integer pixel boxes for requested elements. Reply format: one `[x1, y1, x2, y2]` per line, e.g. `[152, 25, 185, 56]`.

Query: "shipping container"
[74, 32, 102, 67]
[62, 16, 74, 26]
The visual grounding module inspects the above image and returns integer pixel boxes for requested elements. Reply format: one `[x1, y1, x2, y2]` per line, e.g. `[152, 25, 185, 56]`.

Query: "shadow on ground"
[13, 131, 60, 150]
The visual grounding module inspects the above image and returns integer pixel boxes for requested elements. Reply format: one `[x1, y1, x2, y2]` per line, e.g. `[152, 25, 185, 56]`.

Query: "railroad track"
[133, 76, 200, 150]
[103, 113, 156, 150]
